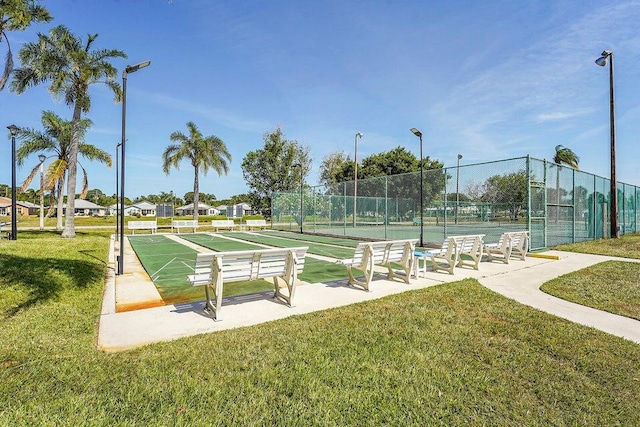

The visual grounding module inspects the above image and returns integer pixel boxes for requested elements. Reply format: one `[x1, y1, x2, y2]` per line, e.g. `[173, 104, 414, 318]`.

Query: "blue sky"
[2, 0, 640, 201]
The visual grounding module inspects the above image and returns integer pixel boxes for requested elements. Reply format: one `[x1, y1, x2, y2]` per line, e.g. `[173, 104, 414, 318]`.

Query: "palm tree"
[553, 145, 579, 169]
[16, 111, 111, 230]
[162, 122, 231, 222]
[10, 25, 125, 238]
[0, 0, 51, 90]
[552, 145, 579, 222]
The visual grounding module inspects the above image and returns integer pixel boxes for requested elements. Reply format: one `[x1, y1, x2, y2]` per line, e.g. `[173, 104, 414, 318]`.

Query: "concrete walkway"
[97, 236, 640, 351]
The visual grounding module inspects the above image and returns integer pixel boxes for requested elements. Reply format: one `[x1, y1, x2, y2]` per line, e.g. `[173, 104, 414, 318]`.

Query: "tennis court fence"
[272, 156, 640, 250]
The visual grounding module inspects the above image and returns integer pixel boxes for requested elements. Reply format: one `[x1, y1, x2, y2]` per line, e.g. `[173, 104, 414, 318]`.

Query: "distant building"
[175, 202, 220, 216]
[0, 196, 33, 216]
[59, 199, 107, 216]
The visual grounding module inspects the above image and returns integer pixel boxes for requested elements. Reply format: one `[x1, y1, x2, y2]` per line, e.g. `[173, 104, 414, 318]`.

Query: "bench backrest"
[127, 220, 157, 229]
[172, 220, 198, 227]
[505, 231, 528, 250]
[191, 247, 308, 285]
[212, 220, 234, 227]
[444, 235, 485, 253]
[351, 239, 418, 264]
[245, 219, 267, 226]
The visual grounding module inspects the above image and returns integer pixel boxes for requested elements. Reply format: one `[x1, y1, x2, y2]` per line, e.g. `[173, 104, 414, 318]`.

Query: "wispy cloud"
[140, 91, 272, 133]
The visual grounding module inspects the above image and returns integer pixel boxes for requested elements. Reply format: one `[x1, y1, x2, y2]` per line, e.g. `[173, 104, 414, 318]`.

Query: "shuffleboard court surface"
[128, 235, 273, 304]
[265, 230, 361, 248]
[180, 233, 350, 284]
[221, 232, 356, 259]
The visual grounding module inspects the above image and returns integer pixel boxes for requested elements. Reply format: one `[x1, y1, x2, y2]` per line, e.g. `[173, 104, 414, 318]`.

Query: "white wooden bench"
[188, 247, 309, 320]
[484, 231, 529, 263]
[127, 220, 157, 234]
[171, 219, 198, 233]
[339, 239, 418, 291]
[429, 234, 485, 274]
[245, 219, 267, 230]
[211, 219, 237, 232]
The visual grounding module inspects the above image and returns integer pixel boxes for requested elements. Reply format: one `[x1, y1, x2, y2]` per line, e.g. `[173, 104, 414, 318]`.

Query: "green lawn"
[544, 235, 640, 319]
[1, 231, 640, 424]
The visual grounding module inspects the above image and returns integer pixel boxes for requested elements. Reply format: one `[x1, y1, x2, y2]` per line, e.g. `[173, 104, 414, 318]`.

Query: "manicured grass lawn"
[1, 231, 640, 424]
[547, 234, 640, 318]
[541, 261, 640, 320]
[555, 233, 640, 259]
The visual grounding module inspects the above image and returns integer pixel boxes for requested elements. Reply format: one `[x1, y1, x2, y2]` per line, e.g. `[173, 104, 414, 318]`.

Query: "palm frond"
[19, 164, 40, 192]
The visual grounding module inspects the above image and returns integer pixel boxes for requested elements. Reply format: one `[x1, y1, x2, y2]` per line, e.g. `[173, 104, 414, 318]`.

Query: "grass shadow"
[0, 253, 103, 318]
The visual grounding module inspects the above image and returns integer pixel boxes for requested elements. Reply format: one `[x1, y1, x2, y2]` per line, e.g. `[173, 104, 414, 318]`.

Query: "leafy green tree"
[319, 151, 349, 193]
[481, 171, 527, 220]
[242, 127, 310, 216]
[162, 121, 231, 222]
[11, 25, 125, 237]
[0, 0, 51, 90]
[16, 111, 111, 230]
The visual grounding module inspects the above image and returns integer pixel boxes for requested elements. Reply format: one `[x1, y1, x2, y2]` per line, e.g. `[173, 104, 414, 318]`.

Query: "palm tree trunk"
[56, 177, 65, 230]
[61, 104, 83, 238]
[193, 166, 199, 222]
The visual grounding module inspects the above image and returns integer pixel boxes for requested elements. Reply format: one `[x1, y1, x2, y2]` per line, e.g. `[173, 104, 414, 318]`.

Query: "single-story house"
[127, 201, 156, 217]
[0, 196, 32, 216]
[58, 199, 107, 216]
[176, 202, 219, 216]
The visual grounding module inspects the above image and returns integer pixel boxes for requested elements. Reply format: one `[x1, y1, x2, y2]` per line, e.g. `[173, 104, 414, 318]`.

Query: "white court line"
[151, 257, 178, 280]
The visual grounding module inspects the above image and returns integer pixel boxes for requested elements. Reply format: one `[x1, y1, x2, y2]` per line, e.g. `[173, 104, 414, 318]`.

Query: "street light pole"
[353, 132, 363, 229]
[38, 154, 46, 230]
[118, 60, 151, 275]
[299, 164, 304, 234]
[455, 153, 462, 225]
[7, 125, 19, 240]
[410, 128, 424, 248]
[595, 50, 618, 238]
[115, 142, 121, 237]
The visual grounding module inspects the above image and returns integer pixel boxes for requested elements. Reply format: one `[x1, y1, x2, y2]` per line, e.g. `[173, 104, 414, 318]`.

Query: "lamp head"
[38, 154, 46, 163]
[356, 132, 363, 138]
[410, 128, 422, 138]
[595, 50, 612, 66]
[124, 60, 151, 75]
[7, 124, 19, 136]
[457, 154, 463, 160]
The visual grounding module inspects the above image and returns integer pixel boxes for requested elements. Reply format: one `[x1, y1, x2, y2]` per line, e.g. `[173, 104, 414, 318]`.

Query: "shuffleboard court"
[263, 230, 361, 248]
[180, 233, 351, 284]
[128, 235, 275, 304]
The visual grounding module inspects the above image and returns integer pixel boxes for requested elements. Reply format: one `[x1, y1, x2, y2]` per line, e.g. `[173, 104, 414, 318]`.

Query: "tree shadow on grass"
[0, 253, 103, 318]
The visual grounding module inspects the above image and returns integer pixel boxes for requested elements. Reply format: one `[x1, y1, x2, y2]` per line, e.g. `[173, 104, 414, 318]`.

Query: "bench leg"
[204, 276, 223, 321]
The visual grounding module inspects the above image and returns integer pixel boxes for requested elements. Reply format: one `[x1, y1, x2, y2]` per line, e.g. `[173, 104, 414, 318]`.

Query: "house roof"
[176, 202, 214, 210]
[64, 199, 105, 209]
[132, 201, 156, 209]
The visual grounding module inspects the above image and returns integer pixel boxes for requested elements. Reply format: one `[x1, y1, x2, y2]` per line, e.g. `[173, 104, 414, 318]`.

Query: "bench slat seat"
[484, 231, 529, 263]
[188, 247, 308, 321]
[339, 239, 418, 291]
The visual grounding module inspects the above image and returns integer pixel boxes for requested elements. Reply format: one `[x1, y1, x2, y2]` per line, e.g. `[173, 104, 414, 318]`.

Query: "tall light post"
[595, 50, 618, 238]
[353, 132, 363, 228]
[410, 128, 424, 247]
[118, 60, 151, 275]
[455, 153, 462, 225]
[294, 163, 303, 234]
[38, 154, 46, 230]
[7, 125, 19, 240]
[115, 142, 121, 237]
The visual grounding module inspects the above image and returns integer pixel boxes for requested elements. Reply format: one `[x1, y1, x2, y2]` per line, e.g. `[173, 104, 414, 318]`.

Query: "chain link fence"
[272, 156, 640, 250]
